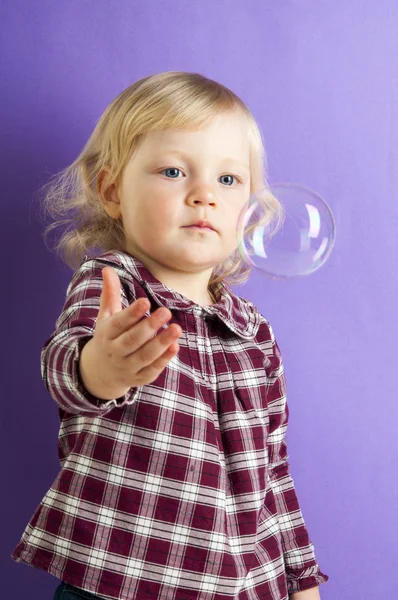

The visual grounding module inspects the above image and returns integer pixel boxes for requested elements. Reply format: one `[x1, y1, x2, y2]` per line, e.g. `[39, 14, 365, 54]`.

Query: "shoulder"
[232, 291, 276, 343]
[231, 292, 282, 371]
[67, 250, 147, 305]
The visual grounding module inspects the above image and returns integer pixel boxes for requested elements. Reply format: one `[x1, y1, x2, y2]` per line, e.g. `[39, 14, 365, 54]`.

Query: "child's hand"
[78, 266, 182, 400]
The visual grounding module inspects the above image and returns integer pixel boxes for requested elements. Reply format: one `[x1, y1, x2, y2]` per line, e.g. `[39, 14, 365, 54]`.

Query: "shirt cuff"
[72, 335, 141, 416]
[287, 565, 329, 594]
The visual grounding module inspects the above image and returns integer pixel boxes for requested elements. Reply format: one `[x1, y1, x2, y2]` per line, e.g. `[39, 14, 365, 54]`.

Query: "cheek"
[126, 200, 174, 240]
[229, 205, 243, 228]
[225, 210, 242, 243]
[122, 184, 173, 226]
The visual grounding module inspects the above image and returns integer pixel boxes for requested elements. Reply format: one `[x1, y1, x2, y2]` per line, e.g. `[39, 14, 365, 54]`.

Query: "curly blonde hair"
[38, 71, 284, 286]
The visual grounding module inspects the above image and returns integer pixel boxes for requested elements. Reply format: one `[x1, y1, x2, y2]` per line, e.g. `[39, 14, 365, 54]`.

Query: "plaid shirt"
[12, 250, 329, 600]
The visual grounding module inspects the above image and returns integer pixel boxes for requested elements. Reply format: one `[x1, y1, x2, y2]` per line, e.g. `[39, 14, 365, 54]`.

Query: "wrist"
[79, 338, 128, 400]
[290, 587, 321, 600]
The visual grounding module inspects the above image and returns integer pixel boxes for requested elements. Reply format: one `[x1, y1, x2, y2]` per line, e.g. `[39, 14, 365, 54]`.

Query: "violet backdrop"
[1, 1, 397, 599]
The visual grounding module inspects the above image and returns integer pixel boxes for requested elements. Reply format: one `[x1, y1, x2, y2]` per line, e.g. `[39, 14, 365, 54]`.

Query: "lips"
[186, 225, 214, 231]
[184, 220, 216, 231]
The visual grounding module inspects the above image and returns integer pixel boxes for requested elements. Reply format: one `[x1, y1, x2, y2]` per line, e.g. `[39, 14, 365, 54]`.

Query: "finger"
[97, 267, 123, 320]
[105, 294, 162, 342]
[133, 338, 180, 381]
[124, 324, 182, 377]
[115, 306, 175, 354]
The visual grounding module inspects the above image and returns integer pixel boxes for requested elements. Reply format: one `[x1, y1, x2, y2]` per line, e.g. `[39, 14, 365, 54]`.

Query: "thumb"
[98, 266, 123, 320]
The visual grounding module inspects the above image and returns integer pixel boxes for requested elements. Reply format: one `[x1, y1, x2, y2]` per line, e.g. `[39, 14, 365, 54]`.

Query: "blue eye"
[160, 168, 240, 185]
[220, 174, 236, 186]
[162, 168, 182, 178]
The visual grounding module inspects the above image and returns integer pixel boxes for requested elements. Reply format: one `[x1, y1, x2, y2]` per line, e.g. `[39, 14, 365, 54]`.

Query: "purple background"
[2, 1, 397, 599]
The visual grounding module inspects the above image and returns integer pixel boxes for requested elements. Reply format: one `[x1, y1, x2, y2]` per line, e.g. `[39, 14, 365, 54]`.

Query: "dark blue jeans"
[54, 582, 104, 599]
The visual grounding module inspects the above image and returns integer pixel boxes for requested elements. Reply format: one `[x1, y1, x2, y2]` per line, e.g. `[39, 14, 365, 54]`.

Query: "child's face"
[104, 110, 251, 279]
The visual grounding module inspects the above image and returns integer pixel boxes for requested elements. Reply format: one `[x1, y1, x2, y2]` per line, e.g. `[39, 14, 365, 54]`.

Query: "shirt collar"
[92, 250, 260, 340]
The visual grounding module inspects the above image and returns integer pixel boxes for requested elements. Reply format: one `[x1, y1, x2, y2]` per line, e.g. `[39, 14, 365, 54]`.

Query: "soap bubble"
[237, 183, 336, 279]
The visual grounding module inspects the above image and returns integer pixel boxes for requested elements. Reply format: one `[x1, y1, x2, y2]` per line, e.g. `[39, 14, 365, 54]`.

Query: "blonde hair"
[38, 71, 284, 286]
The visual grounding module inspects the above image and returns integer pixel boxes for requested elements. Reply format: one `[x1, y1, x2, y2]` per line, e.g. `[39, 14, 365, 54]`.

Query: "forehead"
[137, 111, 250, 158]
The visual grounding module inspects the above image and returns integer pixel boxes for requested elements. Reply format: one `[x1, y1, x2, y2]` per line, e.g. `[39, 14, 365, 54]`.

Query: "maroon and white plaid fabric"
[12, 250, 329, 600]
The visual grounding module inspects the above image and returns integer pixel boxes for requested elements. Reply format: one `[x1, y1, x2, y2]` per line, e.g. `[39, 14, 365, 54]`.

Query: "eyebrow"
[156, 149, 250, 173]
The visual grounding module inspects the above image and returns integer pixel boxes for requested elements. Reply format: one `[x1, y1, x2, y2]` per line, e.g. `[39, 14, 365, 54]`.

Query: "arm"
[290, 588, 321, 600]
[40, 259, 141, 417]
[265, 325, 329, 596]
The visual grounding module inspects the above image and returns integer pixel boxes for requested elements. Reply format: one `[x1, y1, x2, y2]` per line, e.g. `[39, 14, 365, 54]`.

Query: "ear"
[97, 169, 122, 219]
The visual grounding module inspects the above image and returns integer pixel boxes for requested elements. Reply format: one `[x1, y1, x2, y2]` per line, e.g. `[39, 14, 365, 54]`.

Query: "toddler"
[11, 71, 329, 600]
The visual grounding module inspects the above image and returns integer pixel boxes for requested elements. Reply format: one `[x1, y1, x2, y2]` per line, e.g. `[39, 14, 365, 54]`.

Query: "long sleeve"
[40, 259, 142, 417]
[265, 327, 329, 594]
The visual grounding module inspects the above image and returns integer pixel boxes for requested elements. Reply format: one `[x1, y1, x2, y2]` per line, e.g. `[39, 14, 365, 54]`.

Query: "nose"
[186, 186, 217, 207]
